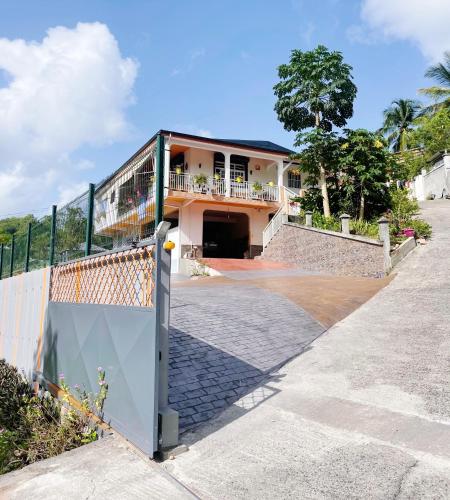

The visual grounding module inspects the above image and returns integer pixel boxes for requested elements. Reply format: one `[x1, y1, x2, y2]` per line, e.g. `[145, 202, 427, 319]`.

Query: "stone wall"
[261, 223, 385, 278]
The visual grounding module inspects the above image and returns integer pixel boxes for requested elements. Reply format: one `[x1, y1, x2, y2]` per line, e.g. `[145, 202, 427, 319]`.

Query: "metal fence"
[50, 245, 156, 307]
[0, 134, 166, 282]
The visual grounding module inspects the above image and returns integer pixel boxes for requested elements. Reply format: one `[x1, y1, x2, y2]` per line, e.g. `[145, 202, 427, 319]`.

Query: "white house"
[94, 130, 305, 272]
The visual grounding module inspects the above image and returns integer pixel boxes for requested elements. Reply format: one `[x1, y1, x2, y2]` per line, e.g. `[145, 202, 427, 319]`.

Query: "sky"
[0, 0, 449, 216]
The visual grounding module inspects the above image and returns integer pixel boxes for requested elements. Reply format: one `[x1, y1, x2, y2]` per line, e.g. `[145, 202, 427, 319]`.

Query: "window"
[214, 153, 249, 181]
[288, 171, 301, 189]
[110, 190, 115, 204]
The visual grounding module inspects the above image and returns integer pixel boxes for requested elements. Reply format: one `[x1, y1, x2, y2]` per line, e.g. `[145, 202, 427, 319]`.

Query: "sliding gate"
[40, 238, 175, 457]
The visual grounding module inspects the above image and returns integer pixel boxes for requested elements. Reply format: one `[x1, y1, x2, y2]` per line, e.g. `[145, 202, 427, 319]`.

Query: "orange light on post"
[163, 241, 175, 251]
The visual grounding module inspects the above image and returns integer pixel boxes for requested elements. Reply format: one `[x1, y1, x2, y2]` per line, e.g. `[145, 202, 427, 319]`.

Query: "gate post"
[85, 183, 95, 257]
[9, 234, 15, 277]
[155, 133, 165, 227]
[25, 222, 32, 272]
[154, 221, 178, 452]
[49, 205, 57, 266]
[0, 244, 4, 280]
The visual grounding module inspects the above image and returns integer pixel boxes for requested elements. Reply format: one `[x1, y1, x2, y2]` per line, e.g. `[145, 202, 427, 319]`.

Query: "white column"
[277, 160, 285, 187]
[164, 140, 171, 189]
[224, 152, 231, 197]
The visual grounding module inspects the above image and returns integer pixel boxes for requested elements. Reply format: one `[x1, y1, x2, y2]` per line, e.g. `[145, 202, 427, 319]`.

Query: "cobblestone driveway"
[169, 283, 324, 433]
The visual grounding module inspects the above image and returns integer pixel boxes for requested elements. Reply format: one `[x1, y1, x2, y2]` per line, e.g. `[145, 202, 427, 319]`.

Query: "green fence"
[0, 133, 166, 280]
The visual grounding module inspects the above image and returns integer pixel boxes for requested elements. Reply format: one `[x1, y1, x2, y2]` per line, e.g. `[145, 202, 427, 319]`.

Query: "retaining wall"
[261, 223, 385, 278]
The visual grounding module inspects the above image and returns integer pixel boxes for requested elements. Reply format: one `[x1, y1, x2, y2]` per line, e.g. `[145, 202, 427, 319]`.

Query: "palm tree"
[381, 99, 421, 152]
[419, 51, 450, 114]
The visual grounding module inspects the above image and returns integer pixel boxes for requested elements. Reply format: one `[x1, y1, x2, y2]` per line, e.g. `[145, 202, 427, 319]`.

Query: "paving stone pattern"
[169, 284, 325, 433]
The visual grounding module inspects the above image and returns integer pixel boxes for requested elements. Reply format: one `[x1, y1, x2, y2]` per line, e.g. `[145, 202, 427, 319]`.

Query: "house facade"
[94, 130, 305, 272]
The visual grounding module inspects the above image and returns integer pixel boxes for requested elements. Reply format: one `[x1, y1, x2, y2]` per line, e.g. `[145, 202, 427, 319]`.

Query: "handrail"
[262, 206, 286, 248]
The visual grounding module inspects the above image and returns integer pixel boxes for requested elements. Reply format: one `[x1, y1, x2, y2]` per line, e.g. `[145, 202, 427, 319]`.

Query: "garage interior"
[202, 210, 249, 258]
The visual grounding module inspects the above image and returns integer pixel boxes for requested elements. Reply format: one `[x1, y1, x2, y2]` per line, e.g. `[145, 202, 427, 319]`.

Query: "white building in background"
[94, 130, 305, 272]
[412, 150, 450, 201]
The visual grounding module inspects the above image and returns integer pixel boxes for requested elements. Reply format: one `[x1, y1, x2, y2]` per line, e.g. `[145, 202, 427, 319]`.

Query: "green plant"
[381, 99, 422, 152]
[419, 51, 450, 115]
[406, 219, 432, 239]
[193, 174, 208, 186]
[349, 219, 379, 239]
[389, 188, 420, 229]
[274, 45, 357, 216]
[252, 181, 263, 192]
[312, 212, 341, 232]
[0, 359, 34, 432]
[0, 361, 108, 475]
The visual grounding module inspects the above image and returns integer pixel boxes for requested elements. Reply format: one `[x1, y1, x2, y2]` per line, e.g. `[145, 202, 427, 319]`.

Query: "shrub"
[312, 212, 341, 232]
[349, 219, 379, 239]
[389, 188, 419, 229]
[0, 361, 108, 475]
[0, 359, 33, 432]
[407, 219, 432, 239]
[388, 188, 432, 239]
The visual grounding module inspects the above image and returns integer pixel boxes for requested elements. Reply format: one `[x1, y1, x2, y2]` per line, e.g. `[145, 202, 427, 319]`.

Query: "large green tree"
[274, 45, 357, 216]
[419, 51, 450, 114]
[339, 129, 392, 220]
[381, 99, 421, 152]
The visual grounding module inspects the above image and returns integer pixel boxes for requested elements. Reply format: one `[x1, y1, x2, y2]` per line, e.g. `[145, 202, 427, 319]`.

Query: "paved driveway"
[166, 200, 450, 499]
[169, 283, 324, 432]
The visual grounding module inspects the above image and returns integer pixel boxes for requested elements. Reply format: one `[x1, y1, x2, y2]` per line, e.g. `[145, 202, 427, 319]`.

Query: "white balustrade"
[169, 173, 279, 202]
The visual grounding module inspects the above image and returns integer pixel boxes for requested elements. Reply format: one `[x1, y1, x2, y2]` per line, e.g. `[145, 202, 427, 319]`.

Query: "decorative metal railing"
[50, 245, 156, 307]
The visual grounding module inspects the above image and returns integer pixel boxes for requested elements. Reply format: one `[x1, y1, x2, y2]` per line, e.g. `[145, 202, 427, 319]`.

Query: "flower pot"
[402, 228, 415, 238]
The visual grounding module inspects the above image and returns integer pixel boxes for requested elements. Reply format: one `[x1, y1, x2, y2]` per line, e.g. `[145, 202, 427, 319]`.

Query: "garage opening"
[203, 210, 249, 258]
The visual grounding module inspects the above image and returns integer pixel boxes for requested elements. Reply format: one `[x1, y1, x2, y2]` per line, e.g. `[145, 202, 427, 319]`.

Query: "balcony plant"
[235, 176, 243, 184]
[251, 181, 263, 198]
[175, 167, 183, 175]
[193, 174, 208, 193]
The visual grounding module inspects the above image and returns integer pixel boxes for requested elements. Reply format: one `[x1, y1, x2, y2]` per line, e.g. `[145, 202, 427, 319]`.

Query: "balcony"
[168, 172, 280, 202]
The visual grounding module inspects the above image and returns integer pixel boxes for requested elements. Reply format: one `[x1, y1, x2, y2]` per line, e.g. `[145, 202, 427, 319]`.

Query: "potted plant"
[214, 173, 221, 181]
[193, 174, 208, 193]
[175, 166, 183, 175]
[252, 181, 263, 198]
[235, 176, 243, 184]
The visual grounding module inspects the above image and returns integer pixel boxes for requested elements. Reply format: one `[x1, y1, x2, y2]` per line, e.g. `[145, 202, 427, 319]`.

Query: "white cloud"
[57, 182, 89, 207]
[0, 22, 138, 214]
[351, 0, 450, 61]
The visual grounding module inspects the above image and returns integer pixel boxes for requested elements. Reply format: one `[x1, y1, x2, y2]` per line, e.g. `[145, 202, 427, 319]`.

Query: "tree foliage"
[274, 45, 357, 216]
[274, 45, 357, 132]
[0, 216, 36, 245]
[419, 51, 450, 114]
[381, 99, 422, 152]
[339, 129, 392, 219]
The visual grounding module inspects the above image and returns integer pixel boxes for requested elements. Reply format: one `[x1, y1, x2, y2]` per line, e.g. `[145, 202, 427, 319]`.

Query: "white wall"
[178, 202, 272, 250]
[413, 154, 450, 200]
[0, 268, 51, 380]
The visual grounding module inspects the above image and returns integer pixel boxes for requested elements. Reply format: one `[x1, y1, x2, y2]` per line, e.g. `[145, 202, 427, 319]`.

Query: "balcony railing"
[168, 172, 279, 202]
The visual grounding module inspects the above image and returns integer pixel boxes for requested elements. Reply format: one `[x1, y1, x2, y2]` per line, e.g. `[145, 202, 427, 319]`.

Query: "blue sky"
[0, 0, 449, 214]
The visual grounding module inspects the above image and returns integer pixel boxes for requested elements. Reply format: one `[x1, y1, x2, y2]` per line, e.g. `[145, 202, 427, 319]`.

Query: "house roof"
[96, 130, 294, 191]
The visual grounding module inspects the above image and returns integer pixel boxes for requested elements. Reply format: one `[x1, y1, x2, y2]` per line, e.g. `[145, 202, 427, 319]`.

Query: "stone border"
[390, 237, 416, 268]
[284, 222, 383, 247]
